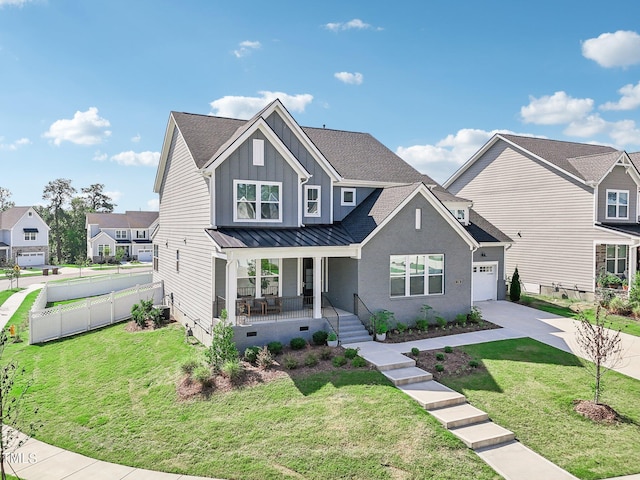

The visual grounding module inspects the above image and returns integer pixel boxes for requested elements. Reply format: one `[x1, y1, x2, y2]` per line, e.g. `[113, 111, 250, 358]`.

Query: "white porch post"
[313, 256, 322, 319]
[226, 259, 237, 324]
[630, 246, 638, 284]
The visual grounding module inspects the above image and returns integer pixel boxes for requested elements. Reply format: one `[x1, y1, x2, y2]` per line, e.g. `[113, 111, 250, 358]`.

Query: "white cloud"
[609, 120, 640, 146]
[210, 91, 313, 119]
[520, 91, 594, 125]
[110, 151, 160, 167]
[0, 137, 30, 150]
[563, 114, 608, 137]
[131, 133, 141, 143]
[334, 72, 363, 85]
[92, 151, 108, 162]
[600, 81, 640, 111]
[147, 198, 159, 210]
[324, 18, 381, 32]
[233, 40, 261, 58]
[582, 30, 640, 68]
[44, 107, 111, 146]
[105, 190, 123, 202]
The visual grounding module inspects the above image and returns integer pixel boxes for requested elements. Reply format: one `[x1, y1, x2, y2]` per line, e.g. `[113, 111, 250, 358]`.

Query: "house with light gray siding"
[0, 206, 50, 266]
[153, 100, 510, 349]
[86, 211, 158, 263]
[445, 134, 640, 298]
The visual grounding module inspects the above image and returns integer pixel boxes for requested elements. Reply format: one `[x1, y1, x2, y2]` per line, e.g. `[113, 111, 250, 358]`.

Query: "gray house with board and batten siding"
[445, 133, 640, 299]
[152, 99, 510, 349]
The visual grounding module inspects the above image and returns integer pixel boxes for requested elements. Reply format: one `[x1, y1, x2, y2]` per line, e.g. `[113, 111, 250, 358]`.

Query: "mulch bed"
[382, 320, 500, 343]
[573, 400, 621, 424]
[411, 347, 486, 381]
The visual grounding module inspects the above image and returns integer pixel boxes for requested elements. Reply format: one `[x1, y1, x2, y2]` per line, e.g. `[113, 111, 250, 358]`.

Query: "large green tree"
[41, 178, 76, 263]
[0, 187, 15, 212]
[81, 183, 115, 212]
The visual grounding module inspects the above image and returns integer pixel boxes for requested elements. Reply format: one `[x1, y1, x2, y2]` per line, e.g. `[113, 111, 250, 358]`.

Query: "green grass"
[441, 338, 640, 480]
[2, 291, 498, 480]
[521, 294, 640, 337]
[0, 288, 21, 307]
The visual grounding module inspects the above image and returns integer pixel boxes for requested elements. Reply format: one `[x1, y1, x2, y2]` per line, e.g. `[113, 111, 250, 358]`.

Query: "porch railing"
[321, 294, 340, 341]
[353, 293, 374, 335]
[231, 294, 315, 325]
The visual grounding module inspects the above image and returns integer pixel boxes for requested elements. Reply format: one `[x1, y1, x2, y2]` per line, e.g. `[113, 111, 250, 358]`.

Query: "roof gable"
[0, 206, 49, 231]
[86, 211, 159, 229]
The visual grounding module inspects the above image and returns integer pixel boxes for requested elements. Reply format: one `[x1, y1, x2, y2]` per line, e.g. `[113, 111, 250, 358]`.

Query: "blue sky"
[2, 0, 640, 212]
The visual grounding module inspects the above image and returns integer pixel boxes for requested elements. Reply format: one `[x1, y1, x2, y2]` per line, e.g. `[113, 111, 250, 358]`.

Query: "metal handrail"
[353, 293, 375, 334]
[321, 294, 340, 342]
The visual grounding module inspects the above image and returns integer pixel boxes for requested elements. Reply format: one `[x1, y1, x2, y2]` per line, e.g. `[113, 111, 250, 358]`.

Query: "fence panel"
[46, 272, 153, 302]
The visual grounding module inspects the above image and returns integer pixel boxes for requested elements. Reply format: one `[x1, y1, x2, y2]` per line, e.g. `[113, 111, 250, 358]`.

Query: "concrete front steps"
[362, 348, 515, 451]
[335, 314, 373, 344]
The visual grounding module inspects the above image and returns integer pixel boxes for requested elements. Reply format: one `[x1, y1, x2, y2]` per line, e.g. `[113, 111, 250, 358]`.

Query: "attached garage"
[137, 248, 153, 262]
[472, 262, 498, 302]
[17, 252, 45, 267]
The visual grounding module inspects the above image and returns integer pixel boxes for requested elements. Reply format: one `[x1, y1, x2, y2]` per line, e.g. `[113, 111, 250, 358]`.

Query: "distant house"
[86, 211, 159, 263]
[152, 99, 510, 348]
[0, 206, 50, 266]
[445, 133, 640, 297]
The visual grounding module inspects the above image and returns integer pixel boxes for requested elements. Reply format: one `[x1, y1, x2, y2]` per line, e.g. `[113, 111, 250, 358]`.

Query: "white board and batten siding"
[448, 141, 625, 293]
[154, 128, 213, 326]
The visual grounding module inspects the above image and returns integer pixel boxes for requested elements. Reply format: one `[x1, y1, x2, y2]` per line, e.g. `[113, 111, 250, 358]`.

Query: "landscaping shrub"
[455, 313, 467, 324]
[319, 347, 332, 360]
[510, 267, 521, 302]
[351, 356, 367, 368]
[435, 364, 445, 372]
[332, 355, 348, 368]
[207, 319, 239, 372]
[193, 365, 213, 388]
[312, 330, 328, 346]
[304, 353, 318, 367]
[244, 346, 260, 365]
[630, 273, 640, 305]
[633, 304, 640, 319]
[467, 306, 483, 324]
[290, 337, 307, 350]
[608, 296, 632, 316]
[283, 354, 298, 370]
[256, 346, 274, 370]
[180, 359, 201, 375]
[411, 347, 420, 356]
[221, 359, 243, 379]
[436, 352, 445, 361]
[267, 341, 283, 355]
[415, 319, 428, 331]
[396, 322, 407, 334]
[444, 346, 453, 353]
[344, 347, 359, 359]
[468, 360, 479, 368]
[130, 298, 160, 328]
[436, 316, 447, 329]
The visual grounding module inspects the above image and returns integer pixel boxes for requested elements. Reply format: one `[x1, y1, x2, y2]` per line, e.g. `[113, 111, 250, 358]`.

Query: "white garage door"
[137, 249, 152, 262]
[473, 263, 497, 302]
[17, 252, 45, 267]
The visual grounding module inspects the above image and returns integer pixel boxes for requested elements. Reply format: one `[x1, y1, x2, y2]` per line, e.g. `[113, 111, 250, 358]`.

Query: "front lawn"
[520, 294, 640, 337]
[440, 338, 640, 480]
[3, 292, 497, 480]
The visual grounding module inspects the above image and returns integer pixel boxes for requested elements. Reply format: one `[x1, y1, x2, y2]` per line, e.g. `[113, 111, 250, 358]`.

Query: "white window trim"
[237, 258, 281, 298]
[304, 185, 321, 217]
[233, 180, 283, 223]
[24, 232, 36, 241]
[415, 208, 422, 230]
[390, 254, 445, 297]
[606, 189, 629, 220]
[606, 244, 628, 275]
[115, 229, 127, 239]
[252, 139, 265, 166]
[341, 187, 356, 206]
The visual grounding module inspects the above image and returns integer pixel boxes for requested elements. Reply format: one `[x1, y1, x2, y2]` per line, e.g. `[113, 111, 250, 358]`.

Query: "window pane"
[619, 192, 628, 205]
[428, 255, 444, 274]
[261, 203, 279, 219]
[261, 185, 279, 202]
[409, 255, 425, 276]
[390, 256, 406, 276]
[606, 245, 615, 257]
[307, 201, 318, 214]
[307, 188, 318, 201]
[343, 190, 354, 203]
[606, 260, 615, 273]
[410, 276, 424, 295]
[261, 259, 279, 276]
[237, 201, 256, 219]
[619, 206, 628, 217]
[428, 275, 443, 294]
[607, 205, 617, 217]
[618, 259, 626, 273]
[390, 277, 405, 296]
[237, 183, 256, 201]
[618, 245, 628, 257]
[608, 191, 617, 203]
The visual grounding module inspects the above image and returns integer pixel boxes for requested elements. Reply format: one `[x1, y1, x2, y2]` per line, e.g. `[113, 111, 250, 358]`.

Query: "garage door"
[137, 249, 152, 262]
[473, 263, 497, 302]
[17, 252, 45, 267]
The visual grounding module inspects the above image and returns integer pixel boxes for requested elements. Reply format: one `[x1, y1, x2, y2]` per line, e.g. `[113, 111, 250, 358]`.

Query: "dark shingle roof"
[207, 225, 355, 248]
[466, 210, 512, 243]
[598, 223, 640, 238]
[630, 152, 640, 172]
[170, 110, 422, 183]
[86, 211, 158, 229]
[501, 134, 620, 182]
[0, 206, 32, 229]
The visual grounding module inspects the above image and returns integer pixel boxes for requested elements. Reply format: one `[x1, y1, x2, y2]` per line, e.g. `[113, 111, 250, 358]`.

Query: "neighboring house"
[86, 211, 159, 263]
[152, 99, 510, 348]
[445, 133, 640, 298]
[0, 206, 50, 266]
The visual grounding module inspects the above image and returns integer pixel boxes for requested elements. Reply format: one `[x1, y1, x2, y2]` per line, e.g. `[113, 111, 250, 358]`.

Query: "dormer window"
[607, 190, 628, 220]
[448, 208, 468, 225]
[341, 188, 356, 206]
[234, 180, 281, 222]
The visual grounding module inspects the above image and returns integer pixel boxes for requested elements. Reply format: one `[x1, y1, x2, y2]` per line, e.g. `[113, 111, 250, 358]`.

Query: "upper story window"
[24, 232, 36, 241]
[448, 208, 467, 223]
[136, 230, 147, 239]
[341, 188, 356, 206]
[115, 230, 127, 239]
[390, 254, 444, 297]
[234, 180, 281, 222]
[607, 190, 628, 219]
[252, 139, 265, 166]
[304, 185, 321, 217]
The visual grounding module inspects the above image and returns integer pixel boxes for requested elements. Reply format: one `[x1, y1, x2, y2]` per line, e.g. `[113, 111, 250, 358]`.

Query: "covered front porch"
[595, 224, 640, 290]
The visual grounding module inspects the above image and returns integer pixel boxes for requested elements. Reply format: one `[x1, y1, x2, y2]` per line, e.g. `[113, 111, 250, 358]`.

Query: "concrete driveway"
[476, 301, 640, 381]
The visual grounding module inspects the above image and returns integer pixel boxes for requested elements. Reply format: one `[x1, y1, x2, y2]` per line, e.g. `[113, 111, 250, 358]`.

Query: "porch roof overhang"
[205, 225, 360, 259]
[597, 223, 640, 239]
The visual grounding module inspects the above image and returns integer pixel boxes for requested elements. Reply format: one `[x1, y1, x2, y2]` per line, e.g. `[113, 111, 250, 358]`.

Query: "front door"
[302, 258, 313, 303]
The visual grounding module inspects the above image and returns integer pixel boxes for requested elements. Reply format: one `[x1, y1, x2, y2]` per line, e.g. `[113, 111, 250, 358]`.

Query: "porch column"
[226, 259, 237, 325]
[630, 247, 638, 284]
[313, 256, 322, 319]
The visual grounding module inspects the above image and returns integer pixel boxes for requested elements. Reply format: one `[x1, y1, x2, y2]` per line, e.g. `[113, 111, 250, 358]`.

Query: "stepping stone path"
[367, 350, 516, 449]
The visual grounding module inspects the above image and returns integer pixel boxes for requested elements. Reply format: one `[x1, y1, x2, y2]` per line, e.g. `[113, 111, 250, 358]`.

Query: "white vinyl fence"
[46, 271, 153, 302]
[29, 281, 164, 344]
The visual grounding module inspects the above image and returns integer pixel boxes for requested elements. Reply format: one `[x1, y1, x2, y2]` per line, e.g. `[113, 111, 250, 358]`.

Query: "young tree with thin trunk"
[575, 306, 623, 404]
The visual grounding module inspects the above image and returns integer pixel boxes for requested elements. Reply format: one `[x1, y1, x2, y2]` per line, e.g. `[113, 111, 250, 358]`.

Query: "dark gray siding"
[474, 246, 507, 300]
[327, 257, 359, 312]
[215, 131, 300, 227]
[597, 165, 638, 223]
[266, 113, 333, 224]
[357, 195, 472, 323]
[282, 258, 298, 296]
[333, 186, 377, 221]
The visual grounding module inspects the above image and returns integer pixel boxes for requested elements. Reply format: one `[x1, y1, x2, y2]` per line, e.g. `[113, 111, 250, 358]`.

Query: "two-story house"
[445, 133, 640, 298]
[86, 211, 159, 263]
[153, 100, 510, 348]
[0, 206, 50, 266]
